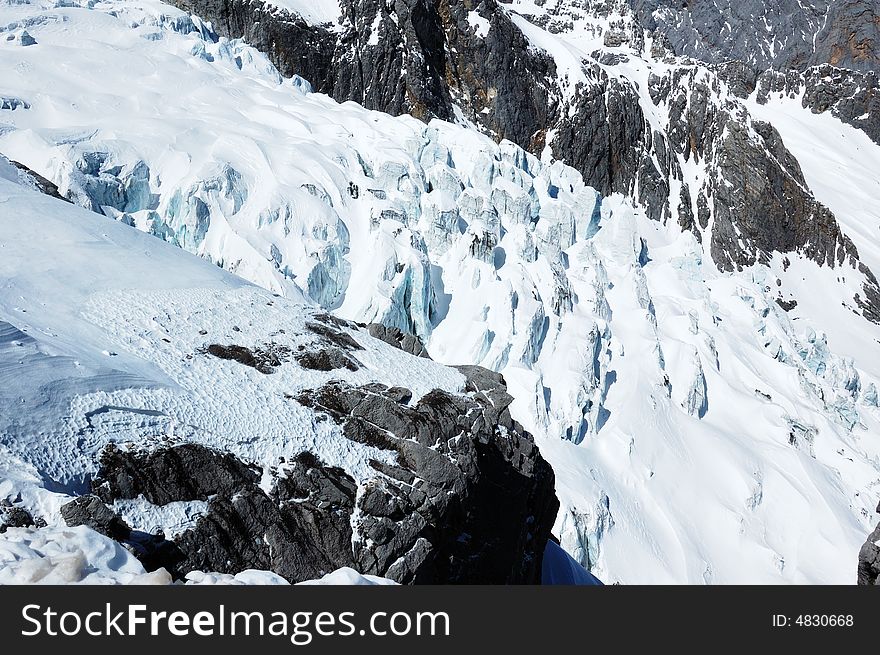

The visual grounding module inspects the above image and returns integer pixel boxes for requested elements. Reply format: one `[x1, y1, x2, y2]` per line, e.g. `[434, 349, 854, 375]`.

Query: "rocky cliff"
[632, 0, 879, 73]
[61, 339, 559, 584]
[858, 503, 880, 585]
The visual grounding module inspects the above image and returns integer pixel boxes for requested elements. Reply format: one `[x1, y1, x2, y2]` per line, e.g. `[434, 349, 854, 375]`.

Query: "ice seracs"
[1, 0, 879, 584]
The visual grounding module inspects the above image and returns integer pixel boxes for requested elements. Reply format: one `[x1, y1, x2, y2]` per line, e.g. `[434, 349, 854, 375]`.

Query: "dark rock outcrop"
[0, 503, 35, 533]
[11, 160, 70, 202]
[633, 0, 878, 74]
[756, 65, 880, 145]
[294, 347, 360, 371]
[858, 503, 880, 585]
[68, 367, 558, 584]
[367, 323, 431, 358]
[60, 494, 135, 542]
[297, 367, 558, 583]
[203, 342, 291, 373]
[92, 443, 261, 506]
[167, 0, 558, 149]
[60, 493, 183, 573]
[294, 317, 363, 370]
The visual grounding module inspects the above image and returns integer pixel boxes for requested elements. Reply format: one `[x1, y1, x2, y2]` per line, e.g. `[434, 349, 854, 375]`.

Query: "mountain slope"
[1, 0, 879, 583]
[0, 159, 564, 584]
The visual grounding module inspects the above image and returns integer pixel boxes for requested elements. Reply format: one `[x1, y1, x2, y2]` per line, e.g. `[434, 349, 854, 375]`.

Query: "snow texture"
[1, 0, 879, 585]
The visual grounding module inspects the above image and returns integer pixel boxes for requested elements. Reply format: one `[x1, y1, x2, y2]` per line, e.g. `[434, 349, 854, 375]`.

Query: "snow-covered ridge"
[0, 523, 386, 584]
[0, 156, 464, 531]
[1, 0, 879, 584]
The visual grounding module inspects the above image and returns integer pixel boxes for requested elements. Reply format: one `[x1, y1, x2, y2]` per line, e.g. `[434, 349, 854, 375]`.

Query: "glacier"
[0, 0, 879, 584]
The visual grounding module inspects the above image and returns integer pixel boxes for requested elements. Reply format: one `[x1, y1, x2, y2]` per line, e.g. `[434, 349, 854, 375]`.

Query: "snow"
[542, 540, 603, 585]
[0, 167, 465, 517]
[184, 569, 290, 585]
[261, 0, 340, 26]
[297, 567, 397, 586]
[112, 498, 208, 540]
[0, 525, 170, 585]
[747, 92, 880, 279]
[0, 524, 388, 585]
[467, 11, 490, 39]
[1, 0, 879, 586]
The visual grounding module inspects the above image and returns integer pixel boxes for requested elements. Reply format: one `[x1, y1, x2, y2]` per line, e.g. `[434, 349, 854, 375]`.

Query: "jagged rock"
[167, 0, 557, 150]
[305, 319, 362, 350]
[756, 65, 880, 145]
[60, 493, 182, 573]
[648, 66, 860, 272]
[80, 367, 557, 584]
[6, 29, 36, 46]
[858, 503, 880, 585]
[633, 0, 878, 74]
[298, 365, 557, 584]
[603, 30, 628, 48]
[367, 323, 431, 358]
[92, 443, 260, 505]
[711, 60, 759, 98]
[0, 504, 35, 533]
[7, 159, 70, 202]
[291, 317, 364, 369]
[202, 342, 291, 373]
[60, 494, 132, 542]
[294, 347, 360, 371]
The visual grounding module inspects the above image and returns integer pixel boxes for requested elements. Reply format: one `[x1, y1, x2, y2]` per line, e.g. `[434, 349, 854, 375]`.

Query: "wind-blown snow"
[0, 164, 465, 515]
[0, 523, 384, 584]
[1, 0, 879, 585]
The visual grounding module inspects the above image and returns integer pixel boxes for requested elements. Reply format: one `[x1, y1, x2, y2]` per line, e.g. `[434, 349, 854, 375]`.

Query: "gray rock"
[92, 443, 260, 505]
[17, 30, 36, 47]
[858, 503, 880, 585]
[81, 366, 558, 584]
[60, 494, 132, 542]
[7, 159, 70, 202]
[367, 323, 431, 358]
[632, 0, 878, 74]
[202, 342, 292, 373]
[0, 505, 35, 533]
[756, 65, 880, 145]
[294, 347, 360, 371]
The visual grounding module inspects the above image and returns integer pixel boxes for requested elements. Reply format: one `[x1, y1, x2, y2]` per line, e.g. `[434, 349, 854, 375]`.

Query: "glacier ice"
[1, 0, 880, 585]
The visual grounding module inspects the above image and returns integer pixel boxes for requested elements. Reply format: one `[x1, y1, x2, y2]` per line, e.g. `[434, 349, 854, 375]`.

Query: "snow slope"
[0, 159, 464, 581]
[1, 0, 879, 584]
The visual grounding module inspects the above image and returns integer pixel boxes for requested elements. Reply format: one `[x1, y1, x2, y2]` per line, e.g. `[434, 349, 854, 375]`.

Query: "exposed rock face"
[649, 66, 861, 271]
[168, 0, 557, 147]
[62, 368, 558, 584]
[203, 342, 291, 373]
[61, 494, 136, 541]
[755, 65, 880, 145]
[633, 0, 878, 74]
[93, 443, 261, 505]
[813, 0, 880, 72]
[367, 323, 431, 358]
[858, 503, 880, 585]
[163, 0, 880, 324]
[0, 503, 35, 533]
[6, 159, 70, 202]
